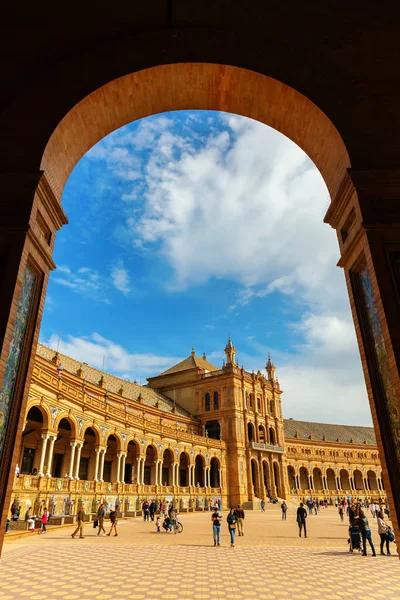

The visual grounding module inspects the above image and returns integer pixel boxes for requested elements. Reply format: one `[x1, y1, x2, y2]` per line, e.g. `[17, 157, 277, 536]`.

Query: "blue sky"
[39, 110, 371, 425]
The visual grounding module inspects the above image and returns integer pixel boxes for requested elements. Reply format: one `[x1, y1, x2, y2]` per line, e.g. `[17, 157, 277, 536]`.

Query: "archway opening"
[262, 461, 270, 495]
[248, 422, 255, 443]
[126, 440, 139, 483]
[313, 467, 323, 491]
[162, 448, 174, 486]
[273, 462, 280, 497]
[210, 457, 220, 488]
[269, 428, 276, 445]
[104, 434, 120, 482]
[367, 470, 378, 491]
[326, 468, 336, 491]
[251, 459, 259, 497]
[258, 425, 266, 444]
[205, 420, 221, 440]
[53, 417, 75, 479]
[21, 406, 46, 475]
[179, 452, 189, 487]
[144, 445, 157, 485]
[353, 469, 364, 492]
[287, 466, 296, 491]
[340, 469, 350, 491]
[195, 455, 205, 487]
[299, 466, 309, 491]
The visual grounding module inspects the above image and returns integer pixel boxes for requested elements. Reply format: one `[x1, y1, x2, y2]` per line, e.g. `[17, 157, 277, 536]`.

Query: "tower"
[224, 334, 236, 366]
[266, 353, 276, 381]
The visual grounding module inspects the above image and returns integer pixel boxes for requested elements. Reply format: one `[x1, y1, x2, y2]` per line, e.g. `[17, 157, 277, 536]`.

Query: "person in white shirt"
[377, 509, 391, 555]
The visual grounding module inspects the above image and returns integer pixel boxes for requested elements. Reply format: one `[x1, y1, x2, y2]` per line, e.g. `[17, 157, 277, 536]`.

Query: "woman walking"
[227, 507, 238, 548]
[40, 507, 49, 534]
[107, 508, 118, 536]
[377, 509, 391, 555]
[357, 509, 376, 556]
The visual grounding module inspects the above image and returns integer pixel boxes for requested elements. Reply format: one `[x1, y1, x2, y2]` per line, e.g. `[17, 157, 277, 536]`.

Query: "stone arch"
[299, 466, 309, 490]
[81, 423, 102, 445]
[258, 424, 266, 443]
[20, 405, 51, 475]
[41, 64, 350, 204]
[178, 450, 190, 487]
[251, 458, 260, 497]
[313, 467, 323, 491]
[194, 454, 205, 487]
[262, 460, 271, 494]
[287, 465, 296, 491]
[210, 456, 220, 488]
[247, 422, 255, 443]
[353, 469, 363, 491]
[367, 469, 378, 491]
[326, 468, 336, 490]
[273, 461, 281, 497]
[161, 447, 174, 486]
[340, 468, 350, 491]
[143, 443, 157, 485]
[25, 402, 50, 430]
[269, 427, 276, 445]
[125, 439, 140, 483]
[53, 413, 78, 438]
[102, 433, 121, 482]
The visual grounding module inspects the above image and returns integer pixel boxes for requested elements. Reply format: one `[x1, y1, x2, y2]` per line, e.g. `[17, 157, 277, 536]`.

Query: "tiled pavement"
[1, 510, 399, 599]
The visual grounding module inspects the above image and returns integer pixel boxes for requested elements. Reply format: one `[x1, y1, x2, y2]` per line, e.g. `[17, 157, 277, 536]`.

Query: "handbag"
[93, 519, 98, 528]
[387, 527, 395, 542]
[229, 523, 236, 529]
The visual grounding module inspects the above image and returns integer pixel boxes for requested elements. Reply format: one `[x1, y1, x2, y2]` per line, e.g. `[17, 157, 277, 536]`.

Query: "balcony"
[249, 441, 284, 453]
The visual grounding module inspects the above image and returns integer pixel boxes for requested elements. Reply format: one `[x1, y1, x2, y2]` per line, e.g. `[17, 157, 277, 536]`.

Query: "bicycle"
[171, 515, 183, 534]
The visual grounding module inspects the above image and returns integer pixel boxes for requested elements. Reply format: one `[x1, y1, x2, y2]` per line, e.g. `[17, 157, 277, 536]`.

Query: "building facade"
[10, 338, 385, 521]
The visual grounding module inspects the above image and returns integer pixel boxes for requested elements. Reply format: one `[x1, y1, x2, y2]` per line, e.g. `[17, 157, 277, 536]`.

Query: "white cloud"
[43, 332, 182, 381]
[53, 265, 110, 303]
[110, 262, 131, 295]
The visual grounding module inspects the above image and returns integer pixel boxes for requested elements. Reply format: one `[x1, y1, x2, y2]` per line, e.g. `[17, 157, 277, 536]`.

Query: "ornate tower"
[224, 334, 236, 366]
[266, 353, 276, 381]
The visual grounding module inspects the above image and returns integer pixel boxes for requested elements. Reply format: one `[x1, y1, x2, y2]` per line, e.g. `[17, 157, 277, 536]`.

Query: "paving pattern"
[1, 509, 399, 599]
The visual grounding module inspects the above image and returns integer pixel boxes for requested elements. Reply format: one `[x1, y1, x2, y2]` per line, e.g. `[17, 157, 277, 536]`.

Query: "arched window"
[257, 397, 261, 413]
[205, 393, 210, 411]
[213, 391, 219, 410]
[249, 394, 254, 410]
[269, 400, 274, 414]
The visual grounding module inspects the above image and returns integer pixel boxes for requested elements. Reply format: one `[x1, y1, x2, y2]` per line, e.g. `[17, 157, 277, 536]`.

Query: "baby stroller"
[348, 524, 362, 553]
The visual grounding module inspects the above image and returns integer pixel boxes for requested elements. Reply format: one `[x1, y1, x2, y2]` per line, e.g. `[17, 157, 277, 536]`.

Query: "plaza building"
[10, 337, 385, 523]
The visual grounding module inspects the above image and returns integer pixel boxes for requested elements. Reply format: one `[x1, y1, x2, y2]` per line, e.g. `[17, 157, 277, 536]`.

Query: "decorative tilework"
[359, 266, 400, 464]
[0, 266, 35, 459]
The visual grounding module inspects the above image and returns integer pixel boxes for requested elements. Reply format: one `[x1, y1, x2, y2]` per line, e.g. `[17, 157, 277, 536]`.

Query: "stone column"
[74, 443, 83, 479]
[46, 436, 56, 476]
[38, 434, 49, 476]
[116, 454, 122, 483]
[93, 448, 100, 481]
[154, 460, 159, 485]
[0, 173, 68, 551]
[69, 442, 77, 478]
[324, 169, 400, 543]
[219, 468, 222, 489]
[120, 454, 126, 484]
[136, 457, 142, 484]
[99, 449, 106, 482]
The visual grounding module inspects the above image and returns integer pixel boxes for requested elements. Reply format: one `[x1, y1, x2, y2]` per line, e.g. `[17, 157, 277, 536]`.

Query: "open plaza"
[2, 506, 399, 599]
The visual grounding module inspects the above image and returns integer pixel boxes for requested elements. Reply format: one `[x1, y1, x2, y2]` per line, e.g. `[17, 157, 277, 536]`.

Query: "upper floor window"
[205, 393, 211, 411]
[257, 397, 261, 413]
[270, 400, 274, 414]
[249, 394, 254, 411]
[213, 391, 219, 410]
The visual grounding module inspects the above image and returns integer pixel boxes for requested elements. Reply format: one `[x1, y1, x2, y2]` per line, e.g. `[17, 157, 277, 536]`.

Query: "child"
[156, 515, 161, 533]
[40, 507, 49, 534]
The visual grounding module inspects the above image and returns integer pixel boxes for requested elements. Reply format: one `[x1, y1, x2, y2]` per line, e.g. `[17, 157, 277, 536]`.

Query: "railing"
[249, 441, 284, 453]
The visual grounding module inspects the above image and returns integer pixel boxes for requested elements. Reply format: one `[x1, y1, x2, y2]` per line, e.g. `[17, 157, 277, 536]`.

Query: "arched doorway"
[299, 467, 309, 490]
[104, 434, 120, 482]
[367, 470, 378, 491]
[354, 469, 364, 491]
[287, 465, 296, 491]
[178, 452, 189, 487]
[340, 469, 350, 491]
[79, 426, 98, 481]
[205, 420, 221, 440]
[195, 455, 205, 487]
[161, 448, 174, 486]
[251, 459, 259, 497]
[247, 422, 255, 443]
[125, 440, 139, 483]
[262, 461, 270, 494]
[20, 406, 48, 475]
[210, 457, 220, 488]
[273, 462, 281, 497]
[53, 417, 76, 478]
[258, 425, 266, 443]
[144, 445, 157, 485]
[326, 468, 336, 491]
[313, 467, 323, 491]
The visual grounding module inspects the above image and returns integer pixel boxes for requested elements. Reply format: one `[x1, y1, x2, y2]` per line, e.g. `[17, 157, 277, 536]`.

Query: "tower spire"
[266, 352, 276, 380]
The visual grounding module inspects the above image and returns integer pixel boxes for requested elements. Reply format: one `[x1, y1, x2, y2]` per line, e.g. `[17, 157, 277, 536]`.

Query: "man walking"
[97, 503, 106, 536]
[261, 499, 265, 512]
[149, 500, 157, 522]
[235, 504, 245, 536]
[71, 505, 85, 539]
[211, 506, 222, 546]
[296, 502, 307, 538]
[281, 501, 288, 520]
